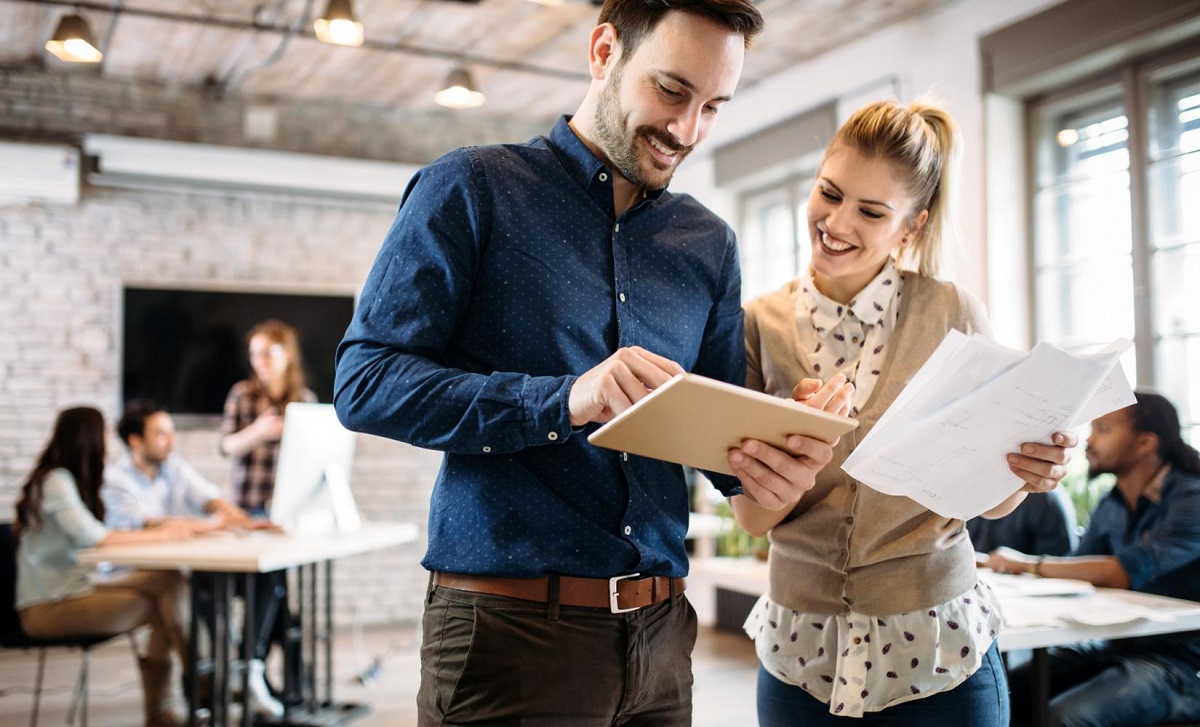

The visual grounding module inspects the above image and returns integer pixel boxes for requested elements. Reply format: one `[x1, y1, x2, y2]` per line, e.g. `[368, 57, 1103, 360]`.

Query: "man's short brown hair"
[599, 0, 765, 62]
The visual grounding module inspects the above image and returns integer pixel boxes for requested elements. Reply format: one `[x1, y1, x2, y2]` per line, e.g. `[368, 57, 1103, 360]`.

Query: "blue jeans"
[757, 642, 1009, 727]
[1008, 640, 1200, 726]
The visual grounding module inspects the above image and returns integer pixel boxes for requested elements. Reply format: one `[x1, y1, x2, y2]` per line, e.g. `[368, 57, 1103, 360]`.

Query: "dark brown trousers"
[416, 585, 697, 726]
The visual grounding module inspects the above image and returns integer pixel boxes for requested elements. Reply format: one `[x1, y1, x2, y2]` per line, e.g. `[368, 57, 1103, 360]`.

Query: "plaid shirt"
[220, 379, 316, 512]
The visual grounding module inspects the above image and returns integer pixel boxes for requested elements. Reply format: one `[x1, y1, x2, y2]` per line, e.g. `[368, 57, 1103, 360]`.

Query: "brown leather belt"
[433, 572, 685, 613]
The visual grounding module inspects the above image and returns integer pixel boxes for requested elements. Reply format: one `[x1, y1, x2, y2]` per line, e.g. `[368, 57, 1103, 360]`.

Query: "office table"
[690, 559, 1200, 725]
[79, 522, 419, 727]
[983, 570, 1200, 727]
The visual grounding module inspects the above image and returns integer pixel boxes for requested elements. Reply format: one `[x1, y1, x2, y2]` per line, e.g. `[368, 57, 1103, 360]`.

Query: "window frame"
[1024, 39, 1200, 441]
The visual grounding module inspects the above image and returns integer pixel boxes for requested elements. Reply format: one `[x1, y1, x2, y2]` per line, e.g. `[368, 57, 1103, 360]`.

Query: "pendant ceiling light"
[44, 12, 103, 63]
[314, 0, 364, 47]
[434, 66, 485, 109]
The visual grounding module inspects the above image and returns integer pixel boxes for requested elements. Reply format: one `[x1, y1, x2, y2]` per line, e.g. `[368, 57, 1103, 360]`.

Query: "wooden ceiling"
[0, 0, 956, 121]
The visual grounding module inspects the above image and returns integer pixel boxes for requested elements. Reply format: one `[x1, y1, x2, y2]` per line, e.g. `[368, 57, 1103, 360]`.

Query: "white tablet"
[587, 373, 858, 476]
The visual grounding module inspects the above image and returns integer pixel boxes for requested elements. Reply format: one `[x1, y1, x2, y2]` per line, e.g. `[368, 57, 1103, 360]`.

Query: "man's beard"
[1086, 454, 1115, 480]
[592, 65, 690, 192]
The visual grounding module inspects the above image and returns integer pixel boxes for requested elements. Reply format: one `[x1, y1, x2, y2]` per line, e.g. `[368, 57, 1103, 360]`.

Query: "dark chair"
[0, 522, 123, 727]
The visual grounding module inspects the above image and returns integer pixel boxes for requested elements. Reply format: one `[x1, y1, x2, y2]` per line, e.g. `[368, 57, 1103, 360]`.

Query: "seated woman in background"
[14, 406, 201, 727]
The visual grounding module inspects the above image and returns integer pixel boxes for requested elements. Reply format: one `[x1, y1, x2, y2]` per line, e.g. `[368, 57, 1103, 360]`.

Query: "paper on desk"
[980, 571, 1096, 597]
[996, 595, 1173, 628]
[842, 332, 1134, 520]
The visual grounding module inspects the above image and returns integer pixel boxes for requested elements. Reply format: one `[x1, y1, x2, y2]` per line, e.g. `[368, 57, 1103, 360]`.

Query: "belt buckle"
[609, 573, 642, 614]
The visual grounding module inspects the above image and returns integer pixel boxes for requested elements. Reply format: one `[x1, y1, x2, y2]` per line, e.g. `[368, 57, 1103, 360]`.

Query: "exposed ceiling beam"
[13, 0, 592, 82]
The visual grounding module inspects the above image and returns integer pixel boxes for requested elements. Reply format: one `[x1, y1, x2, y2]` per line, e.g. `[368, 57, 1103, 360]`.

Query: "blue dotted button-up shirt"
[335, 116, 745, 579]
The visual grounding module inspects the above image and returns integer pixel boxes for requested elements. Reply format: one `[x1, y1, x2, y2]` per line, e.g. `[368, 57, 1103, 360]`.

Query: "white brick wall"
[0, 185, 443, 626]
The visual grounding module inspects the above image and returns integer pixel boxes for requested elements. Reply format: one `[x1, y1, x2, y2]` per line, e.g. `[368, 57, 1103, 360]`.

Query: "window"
[713, 102, 834, 304]
[1147, 63, 1200, 447]
[1029, 55, 1200, 445]
[738, 174, 814, 303]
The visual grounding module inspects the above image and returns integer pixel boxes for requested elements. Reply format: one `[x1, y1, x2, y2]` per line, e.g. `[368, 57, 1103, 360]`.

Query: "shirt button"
[854, 637, 862, 644]
[841, 548, 848, 557]
[623, 525, 632, 535]
[547, 431, 559, 441]
[599, 172, 608, 182]
[482, 446, 492, 453]
[614, 223, 620, 232]
[845, 516, 854, 525]
[619, 293, 626, 302]
[622, 452, 629, 461]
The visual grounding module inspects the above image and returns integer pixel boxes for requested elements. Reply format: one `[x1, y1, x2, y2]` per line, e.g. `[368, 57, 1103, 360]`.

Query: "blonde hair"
[824, 99, 961, 278]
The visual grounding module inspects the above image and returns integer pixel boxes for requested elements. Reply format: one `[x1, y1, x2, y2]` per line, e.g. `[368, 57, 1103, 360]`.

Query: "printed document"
[842, 331, 1133, 519]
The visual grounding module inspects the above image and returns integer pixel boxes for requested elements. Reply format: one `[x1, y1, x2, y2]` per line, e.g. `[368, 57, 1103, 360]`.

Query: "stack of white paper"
[842, 331, 1134, 520]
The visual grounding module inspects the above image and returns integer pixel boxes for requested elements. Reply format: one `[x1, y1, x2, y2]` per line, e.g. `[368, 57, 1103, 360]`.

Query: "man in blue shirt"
[335, 1, 845, 724]
[988, 392, 1200, 726]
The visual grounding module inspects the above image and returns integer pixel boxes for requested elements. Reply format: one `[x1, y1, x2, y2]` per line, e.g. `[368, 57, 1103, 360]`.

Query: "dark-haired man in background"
[988, 392, 1200, 727]
[102, 399, 284, 718]
[103, 398, 252, 533]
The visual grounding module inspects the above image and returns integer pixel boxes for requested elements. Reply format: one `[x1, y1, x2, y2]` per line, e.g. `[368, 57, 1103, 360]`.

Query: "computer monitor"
[269, 403, 361, 535]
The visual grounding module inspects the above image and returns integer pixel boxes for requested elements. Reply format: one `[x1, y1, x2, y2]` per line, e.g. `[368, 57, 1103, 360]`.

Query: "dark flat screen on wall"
[122, 287, 355, 416]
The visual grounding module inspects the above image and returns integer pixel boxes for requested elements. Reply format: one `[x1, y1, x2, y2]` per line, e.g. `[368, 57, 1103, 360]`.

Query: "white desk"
[79, 522, 418, 727]
[685, 513, 735, 541]
[687, 556, 767, 628]
[981, 570, 1200, 727]
[78, 522, 419, 573]
[980, 570, 1200, 650]
[689, 559, 1200, 726]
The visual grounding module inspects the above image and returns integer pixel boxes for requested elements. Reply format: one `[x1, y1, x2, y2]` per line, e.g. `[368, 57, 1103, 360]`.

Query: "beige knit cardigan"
[744, 273, 991, 615]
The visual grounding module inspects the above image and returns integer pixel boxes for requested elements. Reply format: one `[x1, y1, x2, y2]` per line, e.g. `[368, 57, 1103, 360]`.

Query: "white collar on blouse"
[800, 258, 902, 337]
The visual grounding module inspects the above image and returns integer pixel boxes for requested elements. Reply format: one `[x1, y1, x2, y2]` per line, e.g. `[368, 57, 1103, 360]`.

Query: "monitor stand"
[324, 463, 361, 533]
[288, 464, 362, 536]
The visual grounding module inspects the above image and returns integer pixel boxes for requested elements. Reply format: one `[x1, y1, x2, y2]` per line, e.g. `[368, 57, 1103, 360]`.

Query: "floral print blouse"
[794, 258, 902, 416]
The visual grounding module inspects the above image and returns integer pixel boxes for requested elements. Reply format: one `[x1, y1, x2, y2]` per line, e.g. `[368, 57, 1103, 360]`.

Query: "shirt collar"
[115, 451, 157, 486]
[1143, 465, 1171, 504]
[115, 451, 137, 475]
[799, 258, 901, 337]
[547, 115, 668, 206]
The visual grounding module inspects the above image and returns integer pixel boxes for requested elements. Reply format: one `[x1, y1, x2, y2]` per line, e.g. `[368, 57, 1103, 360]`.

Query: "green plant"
[712, 501, 770, 559]
[1059, 456, 1115, 531]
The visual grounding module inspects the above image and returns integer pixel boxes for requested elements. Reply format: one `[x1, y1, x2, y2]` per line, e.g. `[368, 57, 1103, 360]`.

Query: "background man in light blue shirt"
[103, 398, 284, 717]
[103, 399, 254, 530]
